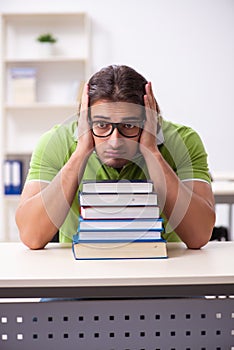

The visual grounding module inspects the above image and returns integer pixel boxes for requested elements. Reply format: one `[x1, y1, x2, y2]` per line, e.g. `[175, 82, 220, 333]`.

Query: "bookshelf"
[0, 13, 91, 241]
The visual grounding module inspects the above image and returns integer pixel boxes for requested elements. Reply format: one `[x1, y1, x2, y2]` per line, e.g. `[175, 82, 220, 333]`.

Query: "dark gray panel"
[0, 297, 233, 349]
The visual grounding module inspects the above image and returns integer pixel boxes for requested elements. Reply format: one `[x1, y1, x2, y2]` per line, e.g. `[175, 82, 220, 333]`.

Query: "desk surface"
[0, 242, 234, 298]
[212, 180, 234, 196]
[212, 171, 234, 181]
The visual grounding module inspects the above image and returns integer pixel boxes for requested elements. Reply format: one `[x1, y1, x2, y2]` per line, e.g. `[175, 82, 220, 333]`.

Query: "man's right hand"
[77, 83, 95, 155]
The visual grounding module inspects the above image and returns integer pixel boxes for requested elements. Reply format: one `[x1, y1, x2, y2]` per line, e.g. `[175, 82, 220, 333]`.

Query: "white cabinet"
[0, 13, 91, 241]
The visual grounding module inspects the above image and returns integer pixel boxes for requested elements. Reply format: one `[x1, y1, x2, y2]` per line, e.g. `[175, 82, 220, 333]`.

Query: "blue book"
[77, 228, 163, 241]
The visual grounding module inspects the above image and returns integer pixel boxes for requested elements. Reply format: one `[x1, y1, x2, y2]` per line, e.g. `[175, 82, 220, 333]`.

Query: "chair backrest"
[210, 226, 230, 241]
[51, 231, 59, 242]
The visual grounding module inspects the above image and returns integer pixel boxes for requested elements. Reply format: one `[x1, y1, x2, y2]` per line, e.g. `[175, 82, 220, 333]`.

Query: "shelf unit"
[0, 13, 91, 241]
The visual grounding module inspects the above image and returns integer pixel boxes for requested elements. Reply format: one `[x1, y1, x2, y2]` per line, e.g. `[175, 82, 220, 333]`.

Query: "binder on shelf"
[3, 160, 23, 195]
[4, 161, 11, 195]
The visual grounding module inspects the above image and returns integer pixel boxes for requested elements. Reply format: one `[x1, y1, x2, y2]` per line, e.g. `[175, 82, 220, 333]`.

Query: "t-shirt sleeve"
[163, 124, 212, 184]
[176, 127, 211, 183]
[26, 125, 68, 182]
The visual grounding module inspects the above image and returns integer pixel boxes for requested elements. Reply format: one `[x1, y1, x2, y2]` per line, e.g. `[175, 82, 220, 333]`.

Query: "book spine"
[80, 206, 160, 220]
[78, 228, 163, 232]
[73, 233, 80, 244]
[79, 192, 157, 206]
[82, 180, 153, 193]
[76, 238, 166, 243]
[78, 217, 163, 230]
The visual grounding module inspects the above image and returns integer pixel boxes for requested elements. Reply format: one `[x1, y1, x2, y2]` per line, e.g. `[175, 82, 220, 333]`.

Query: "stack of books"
[72, 180, 167, 260]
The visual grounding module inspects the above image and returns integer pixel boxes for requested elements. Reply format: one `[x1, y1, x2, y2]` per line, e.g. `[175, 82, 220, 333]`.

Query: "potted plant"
[36, 33, 57, 56]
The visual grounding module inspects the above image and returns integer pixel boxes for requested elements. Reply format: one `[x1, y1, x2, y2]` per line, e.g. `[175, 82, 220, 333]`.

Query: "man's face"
[90, 101, 144, 168]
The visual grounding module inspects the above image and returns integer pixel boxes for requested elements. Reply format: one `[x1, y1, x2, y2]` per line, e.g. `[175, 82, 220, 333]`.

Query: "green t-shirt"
[27, 117, 211, 243]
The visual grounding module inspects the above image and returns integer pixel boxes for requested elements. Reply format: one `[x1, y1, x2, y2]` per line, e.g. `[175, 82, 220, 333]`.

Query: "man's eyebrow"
[121, 116, 143, 122]
[92, 116, 143, 122]
[92, 115, 111, 120]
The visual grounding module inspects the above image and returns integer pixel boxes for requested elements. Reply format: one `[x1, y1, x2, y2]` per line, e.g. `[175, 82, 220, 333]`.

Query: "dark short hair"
[88, 65, 148, 107]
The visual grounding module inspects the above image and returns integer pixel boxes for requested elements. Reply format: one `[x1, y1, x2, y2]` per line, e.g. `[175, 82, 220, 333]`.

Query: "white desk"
[0, 242, 234, 349]
[212, 171, 234, 182]
[0, 242, 234, 297]
[212, 181, 234, 203]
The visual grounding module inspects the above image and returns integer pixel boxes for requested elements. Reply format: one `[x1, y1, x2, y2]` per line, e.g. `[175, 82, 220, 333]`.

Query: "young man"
[16, 65, 215, 249]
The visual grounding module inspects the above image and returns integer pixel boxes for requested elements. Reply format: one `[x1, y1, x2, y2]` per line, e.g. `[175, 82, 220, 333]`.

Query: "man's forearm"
[16, 149, 90, 249]
[143, 150, 216, 248]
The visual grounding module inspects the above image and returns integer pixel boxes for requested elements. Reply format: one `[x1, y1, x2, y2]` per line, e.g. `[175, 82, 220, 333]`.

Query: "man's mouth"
[105, 150, 126, 158]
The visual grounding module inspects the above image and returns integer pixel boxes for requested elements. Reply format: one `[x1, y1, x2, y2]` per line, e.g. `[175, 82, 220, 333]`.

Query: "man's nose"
[108, 127, 124, 147]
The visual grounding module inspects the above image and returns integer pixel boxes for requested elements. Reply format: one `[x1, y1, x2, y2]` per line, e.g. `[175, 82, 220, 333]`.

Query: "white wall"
[1, 0, 234, 173]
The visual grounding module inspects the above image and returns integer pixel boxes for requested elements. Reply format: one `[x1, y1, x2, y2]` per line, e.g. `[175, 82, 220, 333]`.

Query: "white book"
[80, 205, 160, 219]
[79, 218, 163, 231]
[79, 192, 157, 207]
[82, 180, 154, 193]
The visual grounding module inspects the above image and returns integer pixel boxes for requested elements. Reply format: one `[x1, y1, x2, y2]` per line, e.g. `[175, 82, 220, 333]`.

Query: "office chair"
[210, 226, 230, 241]
[51, 231, 59, 242]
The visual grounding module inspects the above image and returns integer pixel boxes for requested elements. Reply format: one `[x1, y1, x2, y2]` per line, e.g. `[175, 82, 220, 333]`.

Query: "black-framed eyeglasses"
[89, 120, 145, 138]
